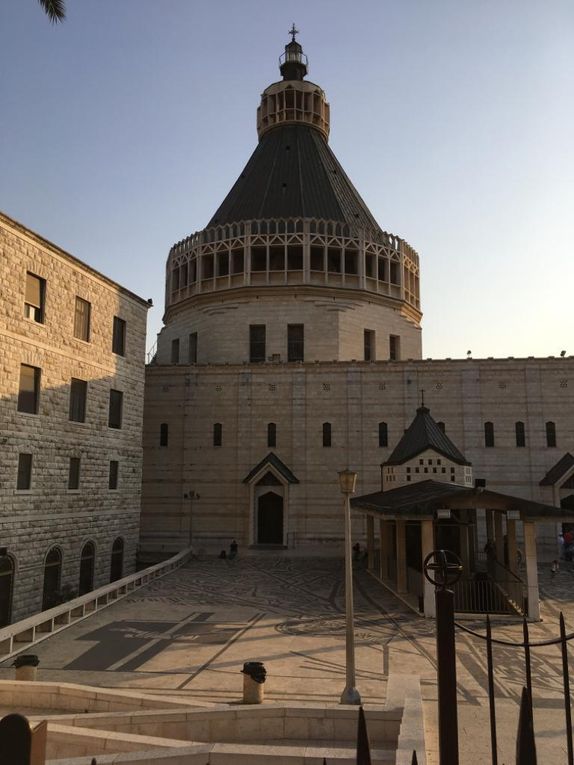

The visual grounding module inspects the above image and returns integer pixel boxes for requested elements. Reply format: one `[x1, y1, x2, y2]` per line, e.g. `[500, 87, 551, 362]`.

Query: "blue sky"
[1, 1, 573, 358]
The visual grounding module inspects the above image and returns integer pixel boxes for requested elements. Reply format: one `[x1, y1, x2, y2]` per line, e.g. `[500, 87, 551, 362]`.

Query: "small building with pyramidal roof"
[352, 405, 574, 619]
[381, 399, 473, 491]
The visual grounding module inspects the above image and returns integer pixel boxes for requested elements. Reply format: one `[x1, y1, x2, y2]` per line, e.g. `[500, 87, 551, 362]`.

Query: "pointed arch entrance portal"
[243, 453, 299, 548]
[257, 490, 284, 544]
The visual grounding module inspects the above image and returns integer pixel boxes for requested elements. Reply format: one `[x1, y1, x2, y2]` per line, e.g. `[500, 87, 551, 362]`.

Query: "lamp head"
[338, 469, 358, 495]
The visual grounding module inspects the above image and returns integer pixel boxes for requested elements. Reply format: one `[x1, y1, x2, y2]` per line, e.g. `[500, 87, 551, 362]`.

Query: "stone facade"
[141, 356, 574, 560]
[0, 212, 149, 622]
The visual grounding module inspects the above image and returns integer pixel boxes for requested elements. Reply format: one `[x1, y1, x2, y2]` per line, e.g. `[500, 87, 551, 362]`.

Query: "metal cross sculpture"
[423, 549, 463, 590]
[289, 23, 299, 42]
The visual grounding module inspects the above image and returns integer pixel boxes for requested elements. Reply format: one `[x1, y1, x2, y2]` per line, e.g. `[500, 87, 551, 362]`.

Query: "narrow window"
[250, 325, 266, 363]
[109, 460, 119, 490]
[546, 421, 557, 448]
[378, 422, 388, 447]
[364, 330, 375, 361]
[389, 335, 400, 361]
[322, 422, 332, 447]
[390, 262, 400, 285]
[437, 421, 446, 434]
[484, 421, 495, 448]
[69, 378, 87, 422]
[515, 421, 526, 447]
[110, 538, 124, 582]
[377, 257, 386, 281]
[79, 542, 95, 596]
[74, 297, 91, 342]
[287, 246, 303, 270]
[68, 457, 81, 490]
[267, 422, 277, 448]
[160, 423, 169, 446]
[287, 324, 304, 362]
[344, 251, 358, 274]
[108, 389, 123, 429]
[327, 248, 341, 273]
[112, 316, 126, 356]
[171, 338, 180, 364]
[24, 272, 45, 323]
[42, 547, 62, 610]
[17, 364, 41, 414]
[189, 332, 198, 363]
[16, 453, 32, 490]
[0, 556, 15, 627]
[213, 422, 222, 447]
[310, 246, 324, 271]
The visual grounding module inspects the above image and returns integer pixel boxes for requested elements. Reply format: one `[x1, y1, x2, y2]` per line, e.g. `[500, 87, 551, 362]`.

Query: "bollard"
[241, 661, 266, 704]
[13, 655, 39, 681]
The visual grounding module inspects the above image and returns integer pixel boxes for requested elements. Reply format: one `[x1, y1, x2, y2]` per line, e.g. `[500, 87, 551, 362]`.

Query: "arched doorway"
[0, 556, 14, 627]
[42, 547, 62, 610]
[257, 491, 284, 544]
[110, 537, 124, 582]
[79, 541, 95, 595]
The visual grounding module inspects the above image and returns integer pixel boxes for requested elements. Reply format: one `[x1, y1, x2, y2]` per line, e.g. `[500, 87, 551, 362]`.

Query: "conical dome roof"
[208, 124, 382, 233]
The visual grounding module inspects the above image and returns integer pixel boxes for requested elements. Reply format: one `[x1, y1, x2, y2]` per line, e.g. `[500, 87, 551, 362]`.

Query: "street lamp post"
[183, 491, 200, 547]
[338, 469, 361, 705]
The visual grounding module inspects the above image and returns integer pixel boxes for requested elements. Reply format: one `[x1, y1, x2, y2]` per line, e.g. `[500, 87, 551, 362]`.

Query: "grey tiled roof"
[384, 406, 470, 466]
[351, 479, 574, 520]
[243, 452, 299, 484]
[207, 124, 382, 233]
[539, 453, 574, 486]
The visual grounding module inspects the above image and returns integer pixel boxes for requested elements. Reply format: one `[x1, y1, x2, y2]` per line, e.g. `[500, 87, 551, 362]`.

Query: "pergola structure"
[351, 480, 574, 620]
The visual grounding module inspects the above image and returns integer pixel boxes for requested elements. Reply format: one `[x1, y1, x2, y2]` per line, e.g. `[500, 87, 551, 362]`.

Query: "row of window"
[159, 422, 389, 449]
[24, 272, 127, 353]
[158, 420, 560, 450]
[484, 421, 557, 448]
[169, 327, 402, 364]
[16, 454, 120, 491]
[17, 364, 124, 428]
[171, 247, 402, 287]
[0, 539, 125, 625]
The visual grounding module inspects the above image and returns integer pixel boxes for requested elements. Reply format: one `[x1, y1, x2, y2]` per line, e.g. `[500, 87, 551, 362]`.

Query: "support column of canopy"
[459, 511, 471, 575]
[523, 521, 540, 620]
[494, 512, 505, 565]
[395, 520, 407, 594]
[506, 518, 518, 576]
[379, 520, 388, 581]
[366, 515, 375, 572]
[421, 519, 435, 618]
[485, 509, 495, 545]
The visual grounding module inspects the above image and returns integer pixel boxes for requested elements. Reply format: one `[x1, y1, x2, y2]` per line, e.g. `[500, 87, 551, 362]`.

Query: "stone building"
[141, 35, 574, 560]
[0, 211, 149, 623]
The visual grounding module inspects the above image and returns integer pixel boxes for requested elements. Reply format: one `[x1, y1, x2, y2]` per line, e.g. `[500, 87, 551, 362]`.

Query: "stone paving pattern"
[2, 555, 574, 764]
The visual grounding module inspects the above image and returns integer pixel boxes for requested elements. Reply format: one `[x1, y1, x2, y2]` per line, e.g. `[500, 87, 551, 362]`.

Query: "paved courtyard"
[2, 554, 574, 764]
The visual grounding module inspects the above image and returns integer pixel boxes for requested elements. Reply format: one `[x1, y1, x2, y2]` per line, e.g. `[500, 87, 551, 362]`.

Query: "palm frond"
[38, 0, 66, 23]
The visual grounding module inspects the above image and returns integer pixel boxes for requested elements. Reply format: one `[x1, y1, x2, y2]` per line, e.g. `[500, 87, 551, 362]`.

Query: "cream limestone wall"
[142, 357, 574, 560]
[0, 213, 149, 621]
[382, 448, 473, 490]
[154, 289, 422, 365]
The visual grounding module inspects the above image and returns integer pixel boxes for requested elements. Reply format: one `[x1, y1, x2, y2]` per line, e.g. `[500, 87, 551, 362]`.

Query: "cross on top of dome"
[289, 23, 299, 42]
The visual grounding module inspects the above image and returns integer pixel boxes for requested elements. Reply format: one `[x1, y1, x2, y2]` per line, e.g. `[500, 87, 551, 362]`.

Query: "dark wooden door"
[257, 492, 283, 544]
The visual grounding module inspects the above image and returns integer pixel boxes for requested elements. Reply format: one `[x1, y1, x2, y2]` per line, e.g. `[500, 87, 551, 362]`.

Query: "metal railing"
[454, 576, 524, 615]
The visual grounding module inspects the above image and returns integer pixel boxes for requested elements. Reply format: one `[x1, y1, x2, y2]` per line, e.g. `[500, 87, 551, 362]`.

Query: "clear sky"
[1, 1, 573, 359]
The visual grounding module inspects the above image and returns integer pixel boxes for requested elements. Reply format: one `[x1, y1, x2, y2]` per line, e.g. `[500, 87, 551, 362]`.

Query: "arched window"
[437, 421, 446, 434]
[213, 423, 222, 447]
[515, 421, 526, 447]
[378, 422, 388, 448]
[484, 422, 495, 448]
[160, 423, 169, 447]
[110, 537, 124, 583]
[0, 555, 15, 627]
[42, 547, 62, 611]
[322, 422, 332, 448]
[546, 421, 557, 448]
[267, 423, 276, 448]
[79, 541, 95, 596]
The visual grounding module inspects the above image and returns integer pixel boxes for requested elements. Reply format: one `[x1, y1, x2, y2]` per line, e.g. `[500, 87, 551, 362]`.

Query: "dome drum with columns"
[156, 33, 421, 366]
